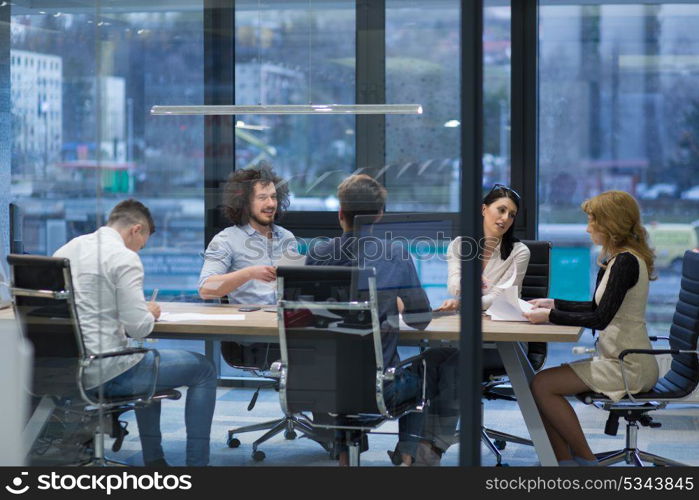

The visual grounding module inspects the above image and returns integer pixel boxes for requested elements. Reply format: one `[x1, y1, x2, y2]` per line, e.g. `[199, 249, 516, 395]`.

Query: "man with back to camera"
[54, 199, 217, 466]
[198, 163, 299, 303]
[305, 174, 459, 466]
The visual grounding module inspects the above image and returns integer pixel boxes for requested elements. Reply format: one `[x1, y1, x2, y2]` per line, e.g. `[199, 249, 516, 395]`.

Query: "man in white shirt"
[54, 199, 217, 466]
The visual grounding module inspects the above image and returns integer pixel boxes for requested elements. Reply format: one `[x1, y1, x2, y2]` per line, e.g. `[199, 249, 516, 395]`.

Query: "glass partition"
[8, 1, 207, 465]
[4, 0, 474, 468]
[538, 2, 699, 361]
[235, 1, 356, 209]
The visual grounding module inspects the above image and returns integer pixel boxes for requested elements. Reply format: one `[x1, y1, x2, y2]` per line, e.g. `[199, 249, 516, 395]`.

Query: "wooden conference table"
[150, 302, 583, 466]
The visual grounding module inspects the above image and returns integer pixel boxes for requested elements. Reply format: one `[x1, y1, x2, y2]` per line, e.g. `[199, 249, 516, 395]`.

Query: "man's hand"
[147, 301, 161, 320]
[523, 307, 550, 324]
[435, 298, 460, 312]
[528, 298, 555, 309]
[246, 265, 277, 282]
[397, 297, 405, 313]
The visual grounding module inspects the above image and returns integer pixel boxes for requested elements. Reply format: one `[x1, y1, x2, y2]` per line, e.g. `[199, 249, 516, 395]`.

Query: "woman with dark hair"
[437, 184, 530, 311]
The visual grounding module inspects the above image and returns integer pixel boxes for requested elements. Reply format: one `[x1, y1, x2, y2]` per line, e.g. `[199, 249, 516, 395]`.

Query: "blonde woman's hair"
[581, 190, 656, 279]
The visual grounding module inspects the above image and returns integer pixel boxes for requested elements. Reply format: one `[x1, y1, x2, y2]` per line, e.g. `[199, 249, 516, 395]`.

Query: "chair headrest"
[682, 250, 699, 281]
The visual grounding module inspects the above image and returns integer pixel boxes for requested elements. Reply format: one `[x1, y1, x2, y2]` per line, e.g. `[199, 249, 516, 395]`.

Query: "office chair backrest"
[8, 254, 85, 397]
[654, 250, 699, 397]
[519, 240, 552, 301]
[220, 342, 281, 372]
[277, 265, 380, 415]
[519, 240, 552, 371]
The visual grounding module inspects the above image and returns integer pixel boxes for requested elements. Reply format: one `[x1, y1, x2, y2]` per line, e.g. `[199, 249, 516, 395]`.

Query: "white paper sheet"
[158, 312, 246, 322]
[485, 286, 533, 321]
[275, 253, 307, 267]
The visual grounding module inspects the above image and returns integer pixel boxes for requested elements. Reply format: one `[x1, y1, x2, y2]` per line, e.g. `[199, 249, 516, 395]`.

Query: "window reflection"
[538, 3, 699, 342]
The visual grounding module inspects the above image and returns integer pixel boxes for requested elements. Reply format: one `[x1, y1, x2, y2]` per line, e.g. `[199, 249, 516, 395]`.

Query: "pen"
[150, 288, 159, 302]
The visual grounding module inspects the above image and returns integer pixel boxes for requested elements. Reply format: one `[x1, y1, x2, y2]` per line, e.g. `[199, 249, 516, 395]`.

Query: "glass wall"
[7, 1, 207, 465]
[234, 1, 355, 210]
[10, 3, 205, 301]
[4, 0, 469, 466]
[385, 0, 510, 215]
[538, 2, 699, 345]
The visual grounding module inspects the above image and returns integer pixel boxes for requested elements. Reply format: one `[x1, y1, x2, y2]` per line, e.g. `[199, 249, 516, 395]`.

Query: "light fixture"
[152, 0, 422, 118]
[444, 119, 460, 128]
[151, 104, 422, 116]
[235, 120, 269, 131]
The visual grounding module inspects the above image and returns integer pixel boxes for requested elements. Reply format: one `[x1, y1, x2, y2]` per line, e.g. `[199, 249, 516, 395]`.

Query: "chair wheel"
[227, 437, 241, 448]
[252, 450, 266, 462]
[284, 430, 297, 440]
[496, 462, 509, 467]
[494, 440, 507, 450]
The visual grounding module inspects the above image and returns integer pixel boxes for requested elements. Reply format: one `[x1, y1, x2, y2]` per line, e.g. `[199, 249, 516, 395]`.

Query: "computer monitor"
[353, 212, 458, 307]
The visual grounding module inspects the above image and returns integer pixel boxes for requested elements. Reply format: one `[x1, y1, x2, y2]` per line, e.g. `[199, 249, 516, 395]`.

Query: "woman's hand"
[523, 307, 550, 324]
[481, 277, 489, 295]
[436, 298, 460, 312]
[528, 298, 555, 309]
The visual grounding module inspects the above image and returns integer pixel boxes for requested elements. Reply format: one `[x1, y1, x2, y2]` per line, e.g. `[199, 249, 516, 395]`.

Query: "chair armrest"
[618, 348, 699, 402]
[79, 348, 162, 407]
[619, 348, 679, 361]
[393, 353, 426, 370]
[382, 353, 425, 382]
[88, 347, 151, 361]
[648, 336, 669, 342]
[381, 355, 427, 417]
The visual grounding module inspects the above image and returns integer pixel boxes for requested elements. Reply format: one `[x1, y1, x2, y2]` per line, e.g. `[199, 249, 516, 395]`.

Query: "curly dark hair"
[221, 162, 290, 226]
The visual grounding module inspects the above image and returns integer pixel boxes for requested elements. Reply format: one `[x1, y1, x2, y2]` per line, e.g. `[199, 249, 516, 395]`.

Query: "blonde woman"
[524, 190, 659, 466]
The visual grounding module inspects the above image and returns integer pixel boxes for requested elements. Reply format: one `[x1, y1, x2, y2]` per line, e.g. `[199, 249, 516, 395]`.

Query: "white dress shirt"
[54, 226, 155, 389]
[446, 236, 530, 310]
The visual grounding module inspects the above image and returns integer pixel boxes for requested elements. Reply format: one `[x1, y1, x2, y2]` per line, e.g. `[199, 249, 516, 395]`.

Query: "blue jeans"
[384, 367, 423, 457]
[101, 349, 217, 466]
[393, 347, 460, 458]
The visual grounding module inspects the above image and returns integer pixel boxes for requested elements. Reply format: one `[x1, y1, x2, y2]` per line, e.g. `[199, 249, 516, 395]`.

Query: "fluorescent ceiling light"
[444, 119, 460, 128]
[235, 120, 269, 131]
[151, 104, 423, 116]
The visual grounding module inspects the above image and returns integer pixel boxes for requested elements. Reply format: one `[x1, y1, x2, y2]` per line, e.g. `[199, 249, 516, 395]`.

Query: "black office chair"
[481, 240, 551, 464]
[577, 249, 699, 466]
[8, 254, 180, 466]
[223, 340, 333, 461]
[274, 265, 427, 466]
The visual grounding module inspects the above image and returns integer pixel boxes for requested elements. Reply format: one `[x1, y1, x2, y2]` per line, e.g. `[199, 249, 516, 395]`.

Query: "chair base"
[481, 427, 533, 466]
[481, 427, 504, 465]
[227, 414, 333, 461]
[596, 449, 687, 467]
[595, 420, 687, 467]
[484, 427, 534, 447]
[83, 457, 130, 467]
